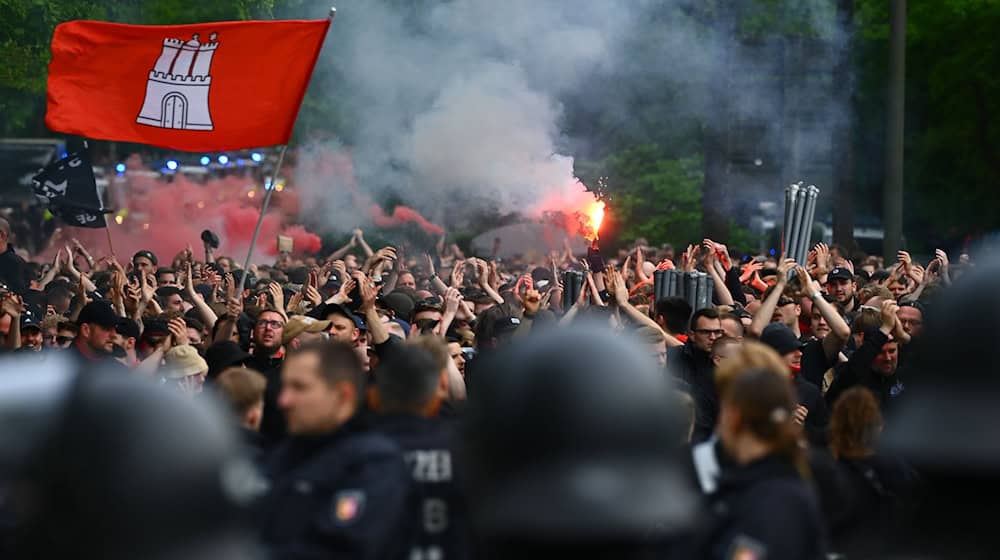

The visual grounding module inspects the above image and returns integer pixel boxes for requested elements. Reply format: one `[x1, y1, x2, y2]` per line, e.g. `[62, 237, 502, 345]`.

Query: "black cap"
[132, 250, 158, 267]
[77, 301, 119, 329]
[380, 292, 415, 321]
[827, 267, 853, 281]
[286, 267, 308, 285]
[531, 266, 554, 290]
[20, 314, 41, 331]
[115, 318, 140, 341]
[493, 316, 522, 336]
[760, 323, 805, 356]
[200, 229, 220, 249]
[204, 341, 252, 381]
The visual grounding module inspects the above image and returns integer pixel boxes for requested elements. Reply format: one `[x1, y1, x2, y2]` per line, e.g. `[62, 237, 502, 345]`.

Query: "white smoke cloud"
[292, 0, 848, 234]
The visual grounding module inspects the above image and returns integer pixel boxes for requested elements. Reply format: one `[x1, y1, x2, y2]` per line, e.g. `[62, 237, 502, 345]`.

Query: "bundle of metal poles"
[561, 271, 587, 309]
[653, 270, 714, 311]
[783, 182, 820, 265]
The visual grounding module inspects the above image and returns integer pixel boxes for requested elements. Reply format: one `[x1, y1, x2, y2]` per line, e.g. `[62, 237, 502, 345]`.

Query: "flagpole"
[105, 224, 116, 257]
[236, 144, 289, 296]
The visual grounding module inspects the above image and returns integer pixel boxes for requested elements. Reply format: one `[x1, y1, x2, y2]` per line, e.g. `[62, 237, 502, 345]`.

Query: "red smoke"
[297, 146, 446, 237]
[48, 155, 321, 265]
[370, 204, 445, 236]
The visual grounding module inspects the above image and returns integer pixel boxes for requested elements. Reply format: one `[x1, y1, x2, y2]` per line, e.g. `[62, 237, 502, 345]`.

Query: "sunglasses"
[777, 298, 796, 306]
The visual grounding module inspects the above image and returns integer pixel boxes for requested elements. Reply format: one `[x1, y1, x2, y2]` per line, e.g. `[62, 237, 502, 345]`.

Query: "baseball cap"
[828, 267, 853, 281]
[760, 323, 806, 356]
[531, 267, 554, 290]
[77, 301, 119, 329]
[115, 318, 141, 341]
[20, 314, 41, 332]
[493, 316, 522, 336]
[282, 316, 332, 344]
[132, 250, 158, 266]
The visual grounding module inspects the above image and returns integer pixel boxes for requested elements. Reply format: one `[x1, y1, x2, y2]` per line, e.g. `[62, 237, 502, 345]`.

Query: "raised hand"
[1, 294, 23, 319]
[267, 282, 285, 312]
[226, 296, 243, 319]
[740, 261, 764, 283]
[523, 289, 542, 315]
[897, 251, 913, 276]
[880, 300, 900, 332]
[167, 317, 189, 347]
[450, 259, 465, 287]
[286, 290, 305, 314]
[443, 287, 462, 315]
[357, 271, 377, 312]
[813, 243, 831, 276]
[304, 284, 323, 307]
[776, 258, 796, 284]
[795, 266, 820, 295]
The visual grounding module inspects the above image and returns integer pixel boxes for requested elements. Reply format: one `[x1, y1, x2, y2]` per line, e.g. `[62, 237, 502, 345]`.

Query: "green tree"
[579, 145, 703, 246]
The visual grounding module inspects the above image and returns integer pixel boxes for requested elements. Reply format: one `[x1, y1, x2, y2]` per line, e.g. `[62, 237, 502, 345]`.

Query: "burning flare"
[584, 200, 606, 240]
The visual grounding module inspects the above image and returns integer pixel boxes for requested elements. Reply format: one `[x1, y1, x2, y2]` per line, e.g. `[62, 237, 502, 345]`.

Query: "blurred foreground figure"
[460, 324, 699, 559]
[883, 253, 1000, 560]
[0, 354, 260, 559]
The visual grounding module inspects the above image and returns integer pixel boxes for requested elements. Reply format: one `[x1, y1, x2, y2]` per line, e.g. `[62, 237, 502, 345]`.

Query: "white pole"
[236, 144, 289, 295]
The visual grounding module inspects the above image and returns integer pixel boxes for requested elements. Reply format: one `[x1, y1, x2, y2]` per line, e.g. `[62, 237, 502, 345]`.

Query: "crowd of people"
[0, 211, 984, 558]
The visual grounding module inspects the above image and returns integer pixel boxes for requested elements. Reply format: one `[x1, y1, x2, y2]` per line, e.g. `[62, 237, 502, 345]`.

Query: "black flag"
[31, 149, 108, 228]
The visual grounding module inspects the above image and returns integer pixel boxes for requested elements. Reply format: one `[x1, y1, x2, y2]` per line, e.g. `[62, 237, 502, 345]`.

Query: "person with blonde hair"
[702, 368, 826, 560]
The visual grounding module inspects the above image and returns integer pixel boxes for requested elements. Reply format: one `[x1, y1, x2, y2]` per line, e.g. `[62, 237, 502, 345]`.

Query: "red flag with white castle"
[45, 19, 330, 151]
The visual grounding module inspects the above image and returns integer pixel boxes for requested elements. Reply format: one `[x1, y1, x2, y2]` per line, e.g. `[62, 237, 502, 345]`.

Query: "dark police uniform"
[258, 417, 412, 559]
[375, 413, 469, 560]
[702, 454, 825, 560]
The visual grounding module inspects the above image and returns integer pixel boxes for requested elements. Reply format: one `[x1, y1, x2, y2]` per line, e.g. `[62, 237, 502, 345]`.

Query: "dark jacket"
[64, 338, 129, 374]
[825, 329, 904, 410]
[258, 417, 412, 560]
[374, 413, 469, 560]
[834, 453, 920, 557]
[668, 341, 717, 443]
[0, 245, 28, 295]
[248, 350, 286, 443]
[795, 375, 829, 446]
[703, 454, 826, 560]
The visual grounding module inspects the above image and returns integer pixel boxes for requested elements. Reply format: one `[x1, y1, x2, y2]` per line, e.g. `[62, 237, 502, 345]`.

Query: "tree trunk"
[833, 0, 857, 253]
[883, 0, 907, 256]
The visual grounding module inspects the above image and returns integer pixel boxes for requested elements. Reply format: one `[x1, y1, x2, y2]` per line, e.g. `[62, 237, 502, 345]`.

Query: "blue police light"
[165, 160, 178, 171]
[251, 152, 263, 163]
[769, 248, 777, 256]
[115, 163, 126, 174]
[264, 178, 274, 191]
[235, 158, 245, 166]
[218, 155, 229, 165]
[200, 156, 211, 166]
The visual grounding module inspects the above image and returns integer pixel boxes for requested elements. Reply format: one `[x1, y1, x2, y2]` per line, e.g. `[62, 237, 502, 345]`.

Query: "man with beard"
[826, 301, 904, 412]
[67, 301, 126, 372]
[668, 307, 724, 443]
[248, 308, 288, 442]
[826, 267, 859, 316]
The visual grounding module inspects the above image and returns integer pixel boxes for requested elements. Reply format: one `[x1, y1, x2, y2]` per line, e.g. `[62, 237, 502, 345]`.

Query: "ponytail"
[723, 368, 811, 479]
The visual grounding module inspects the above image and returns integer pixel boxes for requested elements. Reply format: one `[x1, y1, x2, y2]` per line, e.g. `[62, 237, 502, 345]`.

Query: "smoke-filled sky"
[291, 0, 846, 236]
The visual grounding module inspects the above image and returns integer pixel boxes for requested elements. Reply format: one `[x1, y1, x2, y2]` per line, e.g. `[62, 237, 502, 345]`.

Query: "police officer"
[0, 353, 261, 559]
[460, 324, 699, 559]
[257, 340, 411, 559]
[371, 340, 469, 560]
[882, 252, 1000, 560]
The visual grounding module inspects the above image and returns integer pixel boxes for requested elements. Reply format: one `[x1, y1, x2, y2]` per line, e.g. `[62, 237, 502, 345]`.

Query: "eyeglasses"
[693, 329, 724, 337]
[256, 319, 285, 330]
[777, 298, 796, 306]
[56, 336, 74, 345]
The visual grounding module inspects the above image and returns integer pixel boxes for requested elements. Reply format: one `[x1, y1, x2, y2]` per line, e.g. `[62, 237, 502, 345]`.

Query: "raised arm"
[748, 258, 795, 338]
[796, 266, 849, 360]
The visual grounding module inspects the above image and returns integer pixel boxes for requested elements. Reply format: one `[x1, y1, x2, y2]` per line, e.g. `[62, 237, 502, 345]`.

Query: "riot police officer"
[371, 339, 469, 560]
[460, 324, 699, 559]
[257, 340, 411, 559]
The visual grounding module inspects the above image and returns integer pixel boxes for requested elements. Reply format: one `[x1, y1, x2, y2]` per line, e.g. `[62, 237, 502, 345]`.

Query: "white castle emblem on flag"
[136, 32, 219, 131]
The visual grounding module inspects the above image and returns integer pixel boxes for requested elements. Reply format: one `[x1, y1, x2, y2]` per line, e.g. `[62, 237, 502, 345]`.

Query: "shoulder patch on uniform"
[331, 489, 366, 525]
[727, 535, 767, 560]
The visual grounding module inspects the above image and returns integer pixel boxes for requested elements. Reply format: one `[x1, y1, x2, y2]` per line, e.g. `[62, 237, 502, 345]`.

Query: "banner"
[45, 19, 330, 151]
[32, 149, 108, 228]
